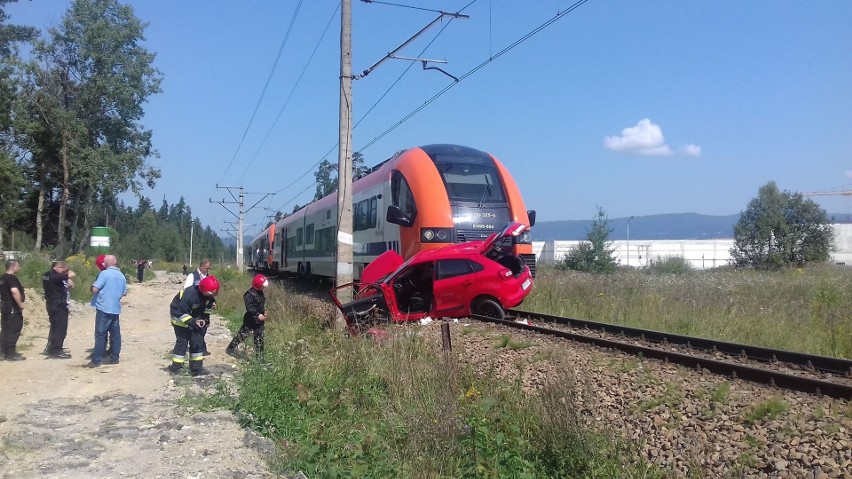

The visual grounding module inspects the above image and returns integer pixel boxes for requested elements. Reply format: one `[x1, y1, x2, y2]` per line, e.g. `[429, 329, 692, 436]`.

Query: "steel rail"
[475, 314, 852, 400]
[509, 309, 852, 376]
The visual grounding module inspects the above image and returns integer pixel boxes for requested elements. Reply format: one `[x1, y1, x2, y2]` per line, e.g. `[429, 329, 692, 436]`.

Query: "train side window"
[357, 199, 369, 231]
[297, 227, 303, 246]
[326, 209, 331, 220]
[306, 224, 314, 244]
[369, 197, 377, 228]
[391, 171, 417, 220]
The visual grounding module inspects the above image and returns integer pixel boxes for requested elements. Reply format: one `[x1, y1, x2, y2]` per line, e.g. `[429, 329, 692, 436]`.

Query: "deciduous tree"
[22, 0, 162, 254]
[731, 181, 833, 269]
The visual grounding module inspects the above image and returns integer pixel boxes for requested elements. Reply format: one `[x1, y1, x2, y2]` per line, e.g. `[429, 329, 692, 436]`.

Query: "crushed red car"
[330, 222, 533, 333]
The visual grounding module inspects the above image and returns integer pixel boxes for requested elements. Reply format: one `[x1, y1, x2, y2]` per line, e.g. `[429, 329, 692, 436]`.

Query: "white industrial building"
[533, 224, 852, 269]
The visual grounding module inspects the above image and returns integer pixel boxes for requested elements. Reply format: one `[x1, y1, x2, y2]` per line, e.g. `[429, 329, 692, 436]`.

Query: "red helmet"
[252, 274, 269, 290]
[95, 254, 107, 271]
[198, 275, 220, 296]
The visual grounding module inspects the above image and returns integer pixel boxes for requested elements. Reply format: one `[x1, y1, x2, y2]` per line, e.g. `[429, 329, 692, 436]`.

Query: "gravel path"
[0, 271, 281, 479]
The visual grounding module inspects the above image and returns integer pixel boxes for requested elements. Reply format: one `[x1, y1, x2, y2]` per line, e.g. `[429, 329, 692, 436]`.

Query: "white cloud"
[681, 144, 702, 157]
[845, 170, 852, 179]
[603, 118, 700, 157]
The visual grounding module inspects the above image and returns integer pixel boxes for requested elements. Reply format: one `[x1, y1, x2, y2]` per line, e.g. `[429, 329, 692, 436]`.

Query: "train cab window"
[436, 259, 482, 280]
[391, 171, 417, 220]
[437, 163, 507, 204]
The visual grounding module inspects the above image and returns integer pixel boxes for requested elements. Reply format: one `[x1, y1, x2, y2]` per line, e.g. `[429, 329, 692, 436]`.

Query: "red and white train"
[245, 144, 536, 279]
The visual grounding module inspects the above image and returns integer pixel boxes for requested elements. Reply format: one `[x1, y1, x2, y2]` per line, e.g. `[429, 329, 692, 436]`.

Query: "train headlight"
[514, 231, 532, 244]
[421, 227, 454, 243]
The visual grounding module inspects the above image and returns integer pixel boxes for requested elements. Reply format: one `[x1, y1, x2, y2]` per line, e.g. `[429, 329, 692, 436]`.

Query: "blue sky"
[8, 1, 852, 237]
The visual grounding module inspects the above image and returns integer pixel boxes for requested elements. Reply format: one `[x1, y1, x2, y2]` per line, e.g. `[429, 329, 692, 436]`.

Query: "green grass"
[197, 277, 662, 478]
[524, 264, 852, 358]
[494, 334, 533, 350]
[743, 397, 788, 424]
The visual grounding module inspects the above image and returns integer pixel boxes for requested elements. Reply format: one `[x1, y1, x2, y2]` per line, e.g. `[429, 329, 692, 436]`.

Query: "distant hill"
[532, 213, 852, 241]
[219, 213, 852, 244]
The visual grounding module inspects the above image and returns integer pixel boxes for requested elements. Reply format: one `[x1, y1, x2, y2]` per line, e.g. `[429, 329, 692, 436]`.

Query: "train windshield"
[436, 163, 507, 204]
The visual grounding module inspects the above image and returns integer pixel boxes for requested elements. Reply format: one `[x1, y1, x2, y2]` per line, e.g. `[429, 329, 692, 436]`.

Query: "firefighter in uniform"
[226, 274, 268, 359]
[183, 259, 213, 355]
[169, 275, 219, 375]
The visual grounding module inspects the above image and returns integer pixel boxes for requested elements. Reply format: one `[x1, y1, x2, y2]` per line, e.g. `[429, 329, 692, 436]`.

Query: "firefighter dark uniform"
[226, 274, 268, 359]
[169, 276, 219, 375]
[183, 262, 213, 355]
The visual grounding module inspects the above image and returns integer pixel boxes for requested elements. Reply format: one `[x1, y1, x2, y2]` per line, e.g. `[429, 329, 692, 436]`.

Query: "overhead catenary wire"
[267, 1, 473, 211]
[219, 0, 305, 182]
[265, 0, 590, 217]
[358, 0, 592, 152]
[237, 2, 342, 182]
[360, 0, 449, 15]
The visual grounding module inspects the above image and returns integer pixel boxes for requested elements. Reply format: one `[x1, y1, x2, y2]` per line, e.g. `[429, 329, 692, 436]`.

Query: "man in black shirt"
[0, 259, 26, 360]
[42, 261, 76, 358]
[136, 260, 145, 283]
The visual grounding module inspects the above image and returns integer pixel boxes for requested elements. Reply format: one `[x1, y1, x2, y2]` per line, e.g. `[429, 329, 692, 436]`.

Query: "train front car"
[386, 144, 536, 275]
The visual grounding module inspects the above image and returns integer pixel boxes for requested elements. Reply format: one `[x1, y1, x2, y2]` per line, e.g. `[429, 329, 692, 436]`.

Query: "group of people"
[0, 255, 270, 375]
[0, 256, 125, 364]
[168, 259, 269, 376]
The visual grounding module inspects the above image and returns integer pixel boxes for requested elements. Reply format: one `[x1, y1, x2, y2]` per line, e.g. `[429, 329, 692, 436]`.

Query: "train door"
[280, 227, 287, 269]
[388, 170, 419, 258]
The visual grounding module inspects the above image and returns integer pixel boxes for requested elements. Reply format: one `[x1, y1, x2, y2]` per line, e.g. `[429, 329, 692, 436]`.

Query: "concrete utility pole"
[213, 187, 272, 272]
[626, 216, 634, 267]
[336, 0, 354, 314]
[211, 185, 245, 271]
[189, 222, 194, 266]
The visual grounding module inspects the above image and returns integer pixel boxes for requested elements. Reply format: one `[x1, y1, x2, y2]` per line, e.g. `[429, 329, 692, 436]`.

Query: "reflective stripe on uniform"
[189, 352, 204, 362]
[171, 314, 192, 328]
[172, 354, 186, 364]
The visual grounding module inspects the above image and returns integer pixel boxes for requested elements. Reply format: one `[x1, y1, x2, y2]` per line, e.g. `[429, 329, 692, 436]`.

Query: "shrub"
[647, 256, 692, 275]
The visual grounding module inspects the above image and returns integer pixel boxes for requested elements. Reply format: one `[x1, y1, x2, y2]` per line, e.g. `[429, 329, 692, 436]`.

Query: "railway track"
[468, 309, 852, 400]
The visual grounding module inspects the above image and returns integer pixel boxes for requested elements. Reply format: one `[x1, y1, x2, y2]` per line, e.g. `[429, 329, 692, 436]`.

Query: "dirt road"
[0, 271, 279, 478]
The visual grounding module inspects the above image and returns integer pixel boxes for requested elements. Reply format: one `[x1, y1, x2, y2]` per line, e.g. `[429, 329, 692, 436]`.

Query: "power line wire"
[237, 2, 341, 182]
[266, 0, 586, 214]
[219, 0, 305, 181]
[361, 0, 448, 15]
[358, 0, 591, 152]
[267, 1, 473, 210]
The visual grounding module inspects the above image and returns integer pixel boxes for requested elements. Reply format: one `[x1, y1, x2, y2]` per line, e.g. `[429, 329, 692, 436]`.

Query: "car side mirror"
[386, 205, 413, 227]
[527, 209, 536, 227]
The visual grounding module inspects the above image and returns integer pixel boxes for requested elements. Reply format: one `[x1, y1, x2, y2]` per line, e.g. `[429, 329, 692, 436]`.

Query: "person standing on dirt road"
[136, 259, 146, 283]
[42, 261, 76, 358]
[226, 274, 268, 360]
[89, 254, 112, 358]
[85, 255, 128, 368]
[0, 259, 26, 360]
[169, 275, 219, 376]
[183, 258, 214, 356]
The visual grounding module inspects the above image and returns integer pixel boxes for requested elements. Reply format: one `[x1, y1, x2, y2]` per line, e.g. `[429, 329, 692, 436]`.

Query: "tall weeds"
[211, 281, 648, 478]
[524, 264, 852, 358]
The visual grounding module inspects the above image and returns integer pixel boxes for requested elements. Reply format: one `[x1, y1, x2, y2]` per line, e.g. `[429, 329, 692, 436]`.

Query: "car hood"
[361, 250, 404, 284]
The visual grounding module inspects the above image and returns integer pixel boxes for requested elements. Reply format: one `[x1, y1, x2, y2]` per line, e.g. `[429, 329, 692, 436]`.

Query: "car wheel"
[472, 298, 505, 320]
